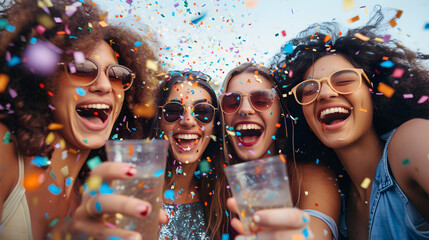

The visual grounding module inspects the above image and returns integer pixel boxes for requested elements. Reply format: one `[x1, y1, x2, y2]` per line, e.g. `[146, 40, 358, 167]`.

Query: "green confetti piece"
[199, 160, 210, 173]
[3, 131, 10, 144]
[87, 156, 102, 170]
[49, 218, 59, 228]
[402, 158, 410, 166]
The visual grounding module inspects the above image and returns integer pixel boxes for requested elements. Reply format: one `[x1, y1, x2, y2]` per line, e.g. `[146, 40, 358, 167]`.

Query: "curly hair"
[270, 6, 429, 168]
[0, 0, 159, 179]
[150, 71, 230, 239]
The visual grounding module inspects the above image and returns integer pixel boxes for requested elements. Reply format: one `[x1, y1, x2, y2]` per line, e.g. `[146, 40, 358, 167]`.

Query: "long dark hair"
[151, 71, 229, 239]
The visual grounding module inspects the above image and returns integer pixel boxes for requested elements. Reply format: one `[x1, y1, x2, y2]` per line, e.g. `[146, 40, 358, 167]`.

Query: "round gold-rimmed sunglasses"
[58, 59, 135, 91]
[290, 68, 371, 105]
[220, 89, 276, 114]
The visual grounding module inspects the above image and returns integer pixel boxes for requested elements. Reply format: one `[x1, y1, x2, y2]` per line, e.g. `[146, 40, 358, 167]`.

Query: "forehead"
[86, 41, 117, 65]
[226, 72, 272, 92]
[168, 82, 212, 104]
[304, 54, 355, 79]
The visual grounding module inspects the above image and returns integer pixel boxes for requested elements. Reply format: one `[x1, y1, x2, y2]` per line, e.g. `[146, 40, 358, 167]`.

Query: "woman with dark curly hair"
[0, 0, 165, 239]
[271, 7, 429, 239]
[151, 71, 230, 239]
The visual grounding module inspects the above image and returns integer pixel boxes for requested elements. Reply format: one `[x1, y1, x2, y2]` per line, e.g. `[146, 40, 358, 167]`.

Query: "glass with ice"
[105, 140, 169, 240]
[224, 155, 293, 234]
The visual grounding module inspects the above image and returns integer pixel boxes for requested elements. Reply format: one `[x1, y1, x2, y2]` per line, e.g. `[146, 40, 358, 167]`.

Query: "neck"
[335, 128, 384, 202]
[165, 160, 200, 204]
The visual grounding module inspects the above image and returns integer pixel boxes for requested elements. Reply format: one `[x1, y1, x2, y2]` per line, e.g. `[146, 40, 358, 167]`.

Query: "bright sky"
[94, 0, 429, 87]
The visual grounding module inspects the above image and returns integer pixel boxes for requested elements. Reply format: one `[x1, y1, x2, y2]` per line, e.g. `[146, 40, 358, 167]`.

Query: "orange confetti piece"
[0, 74, 10, 93]
[245, 0, 258, 8]
[98, 21, 108, 27]
[48, 123, 63, 130]
[23, 170, 45, 191]
[324, 35, 331, 43]
[348, 15, 360, 23]
[138, 181, 145, 188]
[354, 33, 370, 41]
[396, 10, 403, 19]
[128, 144, 134, 156]
[275, 123, 281, 128]
[377, 82, 395, 98]
[360, 108, 368, 112]
[389, 19, 397, 27]
[148, 33, 153, 39]
[133, 104, 156, 118]
[292, 235, 305, 240]
[279, 153, 286, 163]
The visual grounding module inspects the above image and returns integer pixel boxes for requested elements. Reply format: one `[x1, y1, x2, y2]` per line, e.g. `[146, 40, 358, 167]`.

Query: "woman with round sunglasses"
[220, 62, 341, 239]
[0, 1, 166, 239]
[151, 71, 229, 239]
[272, 7, 429, 240]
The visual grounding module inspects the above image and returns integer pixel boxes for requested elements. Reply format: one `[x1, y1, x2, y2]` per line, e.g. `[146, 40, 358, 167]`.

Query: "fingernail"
[125, 166, 137, 176]
[137, 204, 148, 216]
[253, 214, 261, 223]
[126, 234, 142, 240]
[235, 236, 245, 240]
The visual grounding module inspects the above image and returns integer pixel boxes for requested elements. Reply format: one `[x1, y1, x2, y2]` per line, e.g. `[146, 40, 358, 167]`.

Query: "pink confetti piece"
[8, 88, 17, 98]
[73, 51, 85, 63]
[417, 95, 428, 104]
[403, 94, 413, 99]
[392, 68, 404, 78]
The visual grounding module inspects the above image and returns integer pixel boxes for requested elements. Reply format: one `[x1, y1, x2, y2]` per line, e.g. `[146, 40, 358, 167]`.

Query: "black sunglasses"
[59, 59, 135, 91]
[160, 101, 217, 124]
[155, 70, 212, 82]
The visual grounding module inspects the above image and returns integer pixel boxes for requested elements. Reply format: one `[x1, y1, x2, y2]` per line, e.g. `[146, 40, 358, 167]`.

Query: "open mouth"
[319, 107, 351, 125]
[235, 123, 263, 146]
[173, 133, 201, 151]
[76, 103, 111, 124]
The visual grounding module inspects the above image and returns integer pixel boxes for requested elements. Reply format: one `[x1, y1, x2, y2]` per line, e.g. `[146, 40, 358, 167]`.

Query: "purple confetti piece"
[73, 51, 85, 63]
[8, 88, 17, 98]
[174, 2, 179, 7]
[126, 0, 133, 5]
[383, 34, 391, 42]
[23, 41, 60, 76]
[403, 94, 413, 99]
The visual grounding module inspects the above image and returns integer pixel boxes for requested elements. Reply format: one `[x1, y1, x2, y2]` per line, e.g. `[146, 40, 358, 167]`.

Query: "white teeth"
[320, 107, 350, 119]
[236, 124, 262, 131]
[79, 104, 110, 110]
[174, 134, 200, 140]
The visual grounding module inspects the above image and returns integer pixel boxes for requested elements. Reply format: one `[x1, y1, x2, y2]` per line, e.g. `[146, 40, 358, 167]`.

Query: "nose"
[88, 68, 113, 94]
[238, 95, 255, 116]
[179, 106, 197, 127]
[317, 80, 338, 101]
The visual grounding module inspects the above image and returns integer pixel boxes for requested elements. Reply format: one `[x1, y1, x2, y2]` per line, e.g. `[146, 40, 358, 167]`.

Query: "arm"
[388, 118, 429, 221]
[0, 123, 19, 222]
[296, 163, 341, 239]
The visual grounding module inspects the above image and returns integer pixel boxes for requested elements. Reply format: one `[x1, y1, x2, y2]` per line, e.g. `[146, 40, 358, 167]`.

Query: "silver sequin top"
[159, 201, 209, 240]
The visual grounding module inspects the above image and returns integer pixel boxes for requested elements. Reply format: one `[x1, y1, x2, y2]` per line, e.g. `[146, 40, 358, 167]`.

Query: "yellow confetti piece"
[241, 209, 246, 218]
[343, 0, 355, 10]
[210, 135, 217, 141]
[359, 108, 368, 112]
[86, 175, 102, 191]
[348, 15, 360, 24]
[374, 37, 384, 43]
[61, 166, 69, 177]
[59, 139, 65, 149]
[98, 21, 108, 27]
[37, 14, 55, 29]
[360, 177, 371, 189]
[32, 197, 38, 205]
[163, 135, 169, 140]
[115, 213, 123, 219]
[88, 23, 93, 29]
[48, 123, 63, 130]
[226, 129, 236, 136]
[0, 74, 10, 93]
[377, 82, 395, 98]
[354, 33, 370, 41]
[146, 59, 158, 71]
[45, 132, 55, 144]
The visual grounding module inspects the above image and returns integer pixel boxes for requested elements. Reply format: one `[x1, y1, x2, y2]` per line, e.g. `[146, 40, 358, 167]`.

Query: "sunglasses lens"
[295, 81, 319, 104]
[194, 104, 214, 123]
[66, 60, 98, 85]
[108, 65, 134, 90]
[221, 93, 241, 113]
[250, 90, 275, 111]
[162, 102, 183, 122]
[330, 70, 360, 93]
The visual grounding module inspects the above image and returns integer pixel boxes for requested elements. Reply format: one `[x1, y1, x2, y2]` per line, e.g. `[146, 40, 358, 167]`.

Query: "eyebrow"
[168, 98, 210, 105]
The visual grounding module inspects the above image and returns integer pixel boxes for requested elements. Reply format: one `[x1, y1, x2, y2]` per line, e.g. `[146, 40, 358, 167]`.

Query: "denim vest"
[340, 129, 429, 239]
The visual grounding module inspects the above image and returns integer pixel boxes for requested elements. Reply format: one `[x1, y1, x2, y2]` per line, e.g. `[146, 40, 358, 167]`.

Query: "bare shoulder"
[0, 123, 20, 212]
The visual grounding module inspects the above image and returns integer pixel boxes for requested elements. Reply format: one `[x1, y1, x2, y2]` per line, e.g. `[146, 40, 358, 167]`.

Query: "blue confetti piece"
[99, 182, 115, 194]
[303, 228, 309, 238]
[267, 150, 271, 154]
[303, 216, 309, 223]
[83, 139, 88, 143]
[32, 156, 49, 167]
[5, 24, 15, 32]
[95, 201, 101, 213]
[164, 189, 175, 201]
[283, 42, 294, 54]
[225, 211, 229, 217]
[380, 60, 394, 68]
[222, 233, 229, 240]
[45, 212, 49, 218]
[235, 132, 241, 136]
[154, 169, 164, 177]
[48, 184, 61, 195]
[134, 41, 142, 47]
[76, 87, 85, 95]
[107, 237, 124, 240]
[235, 185, 239, 191]
[271, 135, 276, 140]
[29, 37, 38, 44]
[191, 12, 207, 25]
[425, 23, 429, 30]
[7, 56, 21, 67]
[65, 177, 72, 186]
[316, 158, 320, 164]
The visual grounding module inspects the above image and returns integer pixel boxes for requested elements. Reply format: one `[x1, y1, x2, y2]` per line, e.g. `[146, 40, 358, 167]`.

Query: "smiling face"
[160, 83, 215, 164]
[223, 73, 280, 161]
[301, 54, 374, 149]
[51, 41, 125, 150]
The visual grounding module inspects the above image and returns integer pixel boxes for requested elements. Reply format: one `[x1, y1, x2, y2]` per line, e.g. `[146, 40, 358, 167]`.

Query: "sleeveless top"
[0, 151, 33, 240]
[159, 201, 208, 240]
[339, 129, 429, 239]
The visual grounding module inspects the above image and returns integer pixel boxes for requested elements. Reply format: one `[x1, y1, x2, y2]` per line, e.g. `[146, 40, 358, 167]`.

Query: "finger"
[71, 219, 143, 240]
[159, 209, 169, 225]
[227, 197, 239, 214]
[76, 194, 152, 220]
[230, 217, 245, 235]
[90, 162, 138, 182]
[252, 208, 310, 229]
